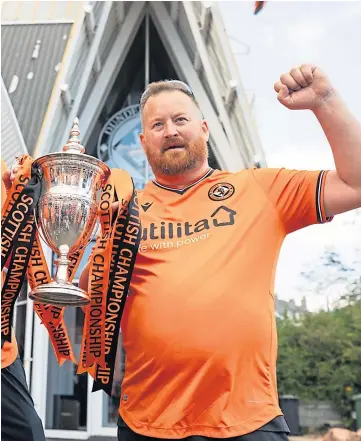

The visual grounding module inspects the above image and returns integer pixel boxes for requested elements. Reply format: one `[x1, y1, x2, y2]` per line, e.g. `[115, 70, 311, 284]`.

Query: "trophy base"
[29, 282, 90, 307]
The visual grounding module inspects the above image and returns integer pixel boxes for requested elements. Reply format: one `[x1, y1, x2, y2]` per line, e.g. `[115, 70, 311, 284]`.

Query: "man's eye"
[152, 122, 163, 128]
[175, 117, 187, 123]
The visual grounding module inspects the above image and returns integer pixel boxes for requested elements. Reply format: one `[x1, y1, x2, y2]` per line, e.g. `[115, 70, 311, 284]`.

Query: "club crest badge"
[208, 183, 235, 201]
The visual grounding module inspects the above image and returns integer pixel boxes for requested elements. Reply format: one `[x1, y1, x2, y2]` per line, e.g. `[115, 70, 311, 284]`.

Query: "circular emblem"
[97, 104, 141, 166]
[97, 104, 154, 188]
[208, 183, 235, 201]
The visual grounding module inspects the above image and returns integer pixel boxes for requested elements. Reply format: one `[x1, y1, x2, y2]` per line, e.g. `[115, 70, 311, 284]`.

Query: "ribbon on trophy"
[1, 156, 38, 341]
[27, 232, 77, 365]
[1, 149, 141, 392]
[78, 175, 116, 372]
[1, 155, 76, 365]
[79, 169, 141, 395]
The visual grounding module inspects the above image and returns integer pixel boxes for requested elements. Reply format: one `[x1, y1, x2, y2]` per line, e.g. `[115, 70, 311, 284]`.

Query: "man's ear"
[201, 120, 209, 143]
[140, 133, 145, 150]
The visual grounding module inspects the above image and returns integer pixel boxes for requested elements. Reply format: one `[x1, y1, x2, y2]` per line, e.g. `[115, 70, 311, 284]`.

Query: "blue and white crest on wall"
[97, 104, 153, 189]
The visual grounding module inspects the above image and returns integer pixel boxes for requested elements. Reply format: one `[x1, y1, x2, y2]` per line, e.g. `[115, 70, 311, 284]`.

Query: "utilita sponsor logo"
[141, 206, 236, 241]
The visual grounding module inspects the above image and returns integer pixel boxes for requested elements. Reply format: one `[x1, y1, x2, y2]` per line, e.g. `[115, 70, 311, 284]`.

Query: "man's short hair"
[140, 80, 200, 114]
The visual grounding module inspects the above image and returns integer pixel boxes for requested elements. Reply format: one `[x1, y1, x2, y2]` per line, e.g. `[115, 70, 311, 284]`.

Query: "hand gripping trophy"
[28, 118, 110, 306]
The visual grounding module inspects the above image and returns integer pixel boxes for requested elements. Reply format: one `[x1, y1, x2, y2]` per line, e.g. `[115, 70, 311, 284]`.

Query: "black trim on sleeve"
[316, 170, 333, 223]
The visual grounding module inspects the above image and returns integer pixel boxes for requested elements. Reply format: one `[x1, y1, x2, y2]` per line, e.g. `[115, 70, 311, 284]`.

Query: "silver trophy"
[28, 118, 110, 306]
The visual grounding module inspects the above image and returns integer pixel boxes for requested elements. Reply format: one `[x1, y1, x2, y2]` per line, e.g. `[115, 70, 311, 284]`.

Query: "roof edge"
[1, 20, 74, 25]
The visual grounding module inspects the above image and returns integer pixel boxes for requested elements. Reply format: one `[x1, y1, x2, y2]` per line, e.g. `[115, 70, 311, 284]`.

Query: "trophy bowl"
[28, 119, 110, 307]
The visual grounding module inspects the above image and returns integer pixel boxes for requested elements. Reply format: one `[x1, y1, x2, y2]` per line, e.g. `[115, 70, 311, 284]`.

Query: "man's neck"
[154, 163, 211, 189]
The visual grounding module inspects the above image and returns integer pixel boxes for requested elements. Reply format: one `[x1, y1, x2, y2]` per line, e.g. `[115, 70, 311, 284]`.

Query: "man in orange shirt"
[1, 160, 46, 441]
[80, 64, 361, 441]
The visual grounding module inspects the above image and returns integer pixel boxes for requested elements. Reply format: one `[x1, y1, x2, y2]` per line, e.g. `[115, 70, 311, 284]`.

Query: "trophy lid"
[63, 118, 85, 154]
[33, 116, 111, 180]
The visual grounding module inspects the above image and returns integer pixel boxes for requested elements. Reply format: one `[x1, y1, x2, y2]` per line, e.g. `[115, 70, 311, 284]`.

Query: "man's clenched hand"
[274, 64, 335, 111]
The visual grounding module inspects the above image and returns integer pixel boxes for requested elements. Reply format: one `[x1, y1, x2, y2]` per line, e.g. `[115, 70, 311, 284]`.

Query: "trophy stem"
[55, 245, 71, 284]
[29, 244, 90, 307]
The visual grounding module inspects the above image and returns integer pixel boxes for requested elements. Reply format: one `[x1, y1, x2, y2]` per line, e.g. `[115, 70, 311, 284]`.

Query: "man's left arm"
[274, 64, 361, 217]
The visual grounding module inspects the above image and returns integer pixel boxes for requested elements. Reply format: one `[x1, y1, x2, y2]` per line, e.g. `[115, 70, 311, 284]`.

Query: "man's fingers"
[279, 73, 302, 91]
[274, 81, 282, 93]
[299, 64, 314, 83]
[276, 84, 294, 109]
[277, 85, 290, 102]
[3, 160, 20, 192]
[112, 201, 119, 212]
[274, 82, 290, 98]
[111, 201, 120, 224]
[2, 170, 13, 191]
[10, 166, 19, 180]
[274, 81, 291, 93]
[289, 66, 308, 88]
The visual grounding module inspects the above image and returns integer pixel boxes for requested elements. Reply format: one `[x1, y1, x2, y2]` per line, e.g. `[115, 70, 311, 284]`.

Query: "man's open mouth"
[165, 145, 185, 151]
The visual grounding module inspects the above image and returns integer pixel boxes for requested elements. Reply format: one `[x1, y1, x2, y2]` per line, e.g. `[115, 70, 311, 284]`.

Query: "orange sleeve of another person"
[249, 167, 333, 234]
[1, 159, 19, 369]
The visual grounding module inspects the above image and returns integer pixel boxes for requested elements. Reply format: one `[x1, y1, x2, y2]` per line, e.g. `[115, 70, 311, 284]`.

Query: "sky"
[219, 1, 361, 311]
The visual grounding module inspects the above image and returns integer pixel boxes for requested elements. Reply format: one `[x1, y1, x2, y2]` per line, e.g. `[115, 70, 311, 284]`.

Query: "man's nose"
[164, 121, 179, 138]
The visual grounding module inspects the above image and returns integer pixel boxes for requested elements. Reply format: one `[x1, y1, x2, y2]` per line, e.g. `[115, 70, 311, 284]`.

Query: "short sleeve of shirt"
[249, 168, 333, 234]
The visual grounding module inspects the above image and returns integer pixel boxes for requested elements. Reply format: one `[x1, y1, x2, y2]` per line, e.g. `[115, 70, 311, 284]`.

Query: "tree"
[276, 281, 361, 427]
[338, 277, 361, 305]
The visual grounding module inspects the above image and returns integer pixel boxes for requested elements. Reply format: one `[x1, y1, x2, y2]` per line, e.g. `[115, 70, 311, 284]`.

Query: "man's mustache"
[162, 139, 187, 152]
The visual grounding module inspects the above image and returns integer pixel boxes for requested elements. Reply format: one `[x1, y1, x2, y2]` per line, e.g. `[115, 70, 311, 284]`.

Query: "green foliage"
[276, 285, 361, 426]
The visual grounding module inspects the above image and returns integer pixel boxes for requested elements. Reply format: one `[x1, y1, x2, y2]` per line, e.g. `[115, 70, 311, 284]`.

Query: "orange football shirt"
[118, 167, 332, 438]
[1, 159, 18, 369]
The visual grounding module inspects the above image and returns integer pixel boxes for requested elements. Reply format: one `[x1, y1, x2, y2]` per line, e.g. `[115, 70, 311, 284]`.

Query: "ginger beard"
[144, 135, 208, 176]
